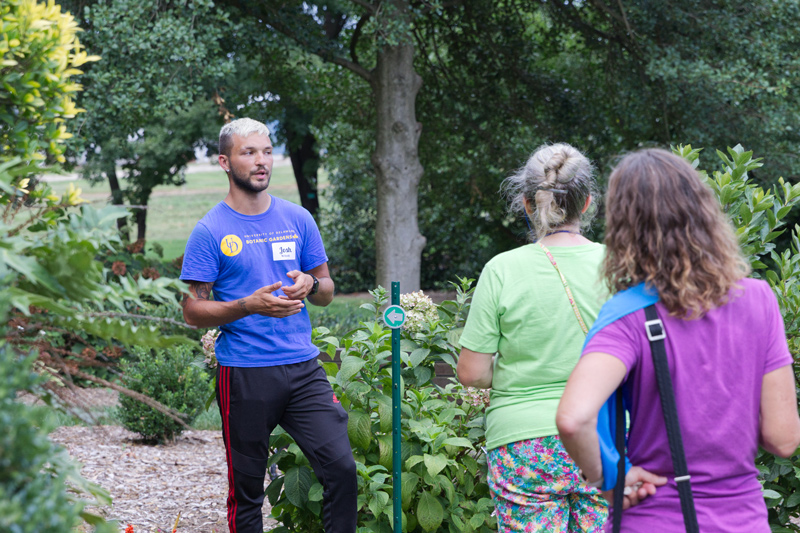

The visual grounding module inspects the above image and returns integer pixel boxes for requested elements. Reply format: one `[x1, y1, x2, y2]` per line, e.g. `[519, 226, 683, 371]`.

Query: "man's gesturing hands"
[243, 271, 315, 318]
[282, 270, 315, 300]
[245, 281, 304, 318]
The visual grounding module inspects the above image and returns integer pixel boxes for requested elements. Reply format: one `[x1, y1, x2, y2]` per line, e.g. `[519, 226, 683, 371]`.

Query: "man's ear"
[218, 154, 229, 173]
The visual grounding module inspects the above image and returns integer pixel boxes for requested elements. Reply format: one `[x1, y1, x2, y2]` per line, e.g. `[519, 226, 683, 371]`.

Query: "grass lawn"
[46, 163, 329, 261]
[308, 295, 372, 338]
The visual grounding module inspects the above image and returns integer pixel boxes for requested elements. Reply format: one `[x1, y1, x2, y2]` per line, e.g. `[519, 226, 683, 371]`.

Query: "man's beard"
[230, 165, 270, 193]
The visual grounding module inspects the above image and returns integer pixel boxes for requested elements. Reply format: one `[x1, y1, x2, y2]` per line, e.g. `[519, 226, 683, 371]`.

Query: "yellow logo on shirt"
[220, 235, 243, 257]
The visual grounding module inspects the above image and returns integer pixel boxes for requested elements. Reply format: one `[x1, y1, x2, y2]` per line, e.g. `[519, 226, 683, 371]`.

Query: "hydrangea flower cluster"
[399, 291, 439, 333]
[200, 329, 220, 369]
[462, 386, 491, 408]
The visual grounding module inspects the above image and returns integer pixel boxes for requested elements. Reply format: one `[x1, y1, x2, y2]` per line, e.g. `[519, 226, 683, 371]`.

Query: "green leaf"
[446, 328, 463, 348]
[368, 490, 390, 519]
[0, 249, 64, 294]
[321, 361, 339, 377]
[401, 472, 420, 511]
[442, 437, 473, 449]
[762, 489, 782, 500]
[375, 393, 393, 433]
[423, 453, 449, 477]
[347, 409, 372, 451]
[338, 355, 367, 384]
[416, 491, 444, 532]
[470, 513, 486, 528]
[406, 455, 424, 469]
[265, 476, 284, 506]
[785, 491, 800, 508]
[378, 434, 393, 471]
[284, 466, 314, 509]
[409, 348, 430, 367]
[308, 482, 324, 502]
[5, 287, 74, 316]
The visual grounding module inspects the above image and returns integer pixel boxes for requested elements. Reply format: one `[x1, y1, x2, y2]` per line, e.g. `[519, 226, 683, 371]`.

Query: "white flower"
[399, 291, 439, 333]
[200, 329, 220, 369]
[462, 387, 491, 408]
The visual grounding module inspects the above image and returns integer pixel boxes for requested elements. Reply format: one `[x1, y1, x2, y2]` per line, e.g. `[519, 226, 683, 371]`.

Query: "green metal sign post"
[385, 282, 405, 532]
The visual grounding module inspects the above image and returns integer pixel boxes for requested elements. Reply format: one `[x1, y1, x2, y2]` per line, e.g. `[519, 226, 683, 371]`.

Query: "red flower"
[125, 525, 134, 533]
[141, 267, 161, 280]
[111, 261, 127, 276]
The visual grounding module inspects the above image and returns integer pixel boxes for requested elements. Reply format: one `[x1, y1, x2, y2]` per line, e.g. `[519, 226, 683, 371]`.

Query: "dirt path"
[46, 390, 279, 533]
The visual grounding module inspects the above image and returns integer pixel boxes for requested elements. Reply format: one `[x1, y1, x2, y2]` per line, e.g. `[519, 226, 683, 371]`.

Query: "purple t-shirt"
[584, 278, 791, 533]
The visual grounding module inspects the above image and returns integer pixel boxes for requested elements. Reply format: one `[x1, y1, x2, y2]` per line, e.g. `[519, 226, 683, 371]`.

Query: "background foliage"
[1, 1, 198, 530]
[265, 281, 496, 533]
[118, 344, 212, 443]
[674, 144, 800, 530]
[0, 0, 97, 164]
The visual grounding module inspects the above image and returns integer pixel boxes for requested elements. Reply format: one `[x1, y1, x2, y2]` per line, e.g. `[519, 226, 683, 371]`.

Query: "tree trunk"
[134, 192, 150, 242]
[372, 41, 426, 292]
[105, 159, 129, 241]
[284, 106, 321, 217]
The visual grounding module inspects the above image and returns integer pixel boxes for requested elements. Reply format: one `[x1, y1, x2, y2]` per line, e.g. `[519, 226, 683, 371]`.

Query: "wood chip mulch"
[46, 390, 279, 533]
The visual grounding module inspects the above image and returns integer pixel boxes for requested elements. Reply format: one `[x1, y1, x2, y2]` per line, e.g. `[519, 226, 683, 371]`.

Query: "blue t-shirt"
[180, 197, 328, 367]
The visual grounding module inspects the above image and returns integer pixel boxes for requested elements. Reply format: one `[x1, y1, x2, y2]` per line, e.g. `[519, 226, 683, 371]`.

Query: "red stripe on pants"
[221, 367, 238, 532]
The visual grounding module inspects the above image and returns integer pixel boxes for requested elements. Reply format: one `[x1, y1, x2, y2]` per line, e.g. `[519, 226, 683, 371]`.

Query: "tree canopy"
[64, 0, 233, 240]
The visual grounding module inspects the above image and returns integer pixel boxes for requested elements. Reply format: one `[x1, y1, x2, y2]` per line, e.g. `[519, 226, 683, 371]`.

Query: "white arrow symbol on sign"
[387, 310, 403, 324]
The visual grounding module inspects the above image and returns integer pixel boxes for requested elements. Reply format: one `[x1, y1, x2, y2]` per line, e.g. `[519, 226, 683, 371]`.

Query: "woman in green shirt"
[458, 143, 607, 532]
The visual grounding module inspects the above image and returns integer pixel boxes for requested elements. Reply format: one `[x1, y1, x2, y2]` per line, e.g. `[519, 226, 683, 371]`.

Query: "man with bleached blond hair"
[181, 118, 356, 532]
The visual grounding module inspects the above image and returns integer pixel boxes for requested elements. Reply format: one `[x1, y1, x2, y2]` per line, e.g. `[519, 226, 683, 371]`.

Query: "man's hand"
[282, 270, 314, 301]
[602, 466, 667, 509]
[246, 281, 305, 318]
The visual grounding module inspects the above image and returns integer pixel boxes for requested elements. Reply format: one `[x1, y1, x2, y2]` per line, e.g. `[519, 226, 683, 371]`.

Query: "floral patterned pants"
[487, 435, 607, 532]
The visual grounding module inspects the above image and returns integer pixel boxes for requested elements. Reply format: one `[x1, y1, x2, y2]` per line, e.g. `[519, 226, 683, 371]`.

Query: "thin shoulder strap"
[612, 387, 625, 533]
[540, 242, 636, 531]
[538, 242, 589, 335]
[644, 305, 699, 533]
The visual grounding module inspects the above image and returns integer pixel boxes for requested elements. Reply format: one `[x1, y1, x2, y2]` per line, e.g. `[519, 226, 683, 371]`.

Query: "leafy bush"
[266, 279, 495, 533]
[0, 0, 98, 164]
[0, 345, 114, 533]
[674, 145, 800, 531]
[118, 344, 212, 442]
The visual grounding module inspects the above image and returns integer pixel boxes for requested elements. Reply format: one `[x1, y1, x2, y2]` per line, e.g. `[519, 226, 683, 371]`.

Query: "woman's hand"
[602, 466, 667, 509]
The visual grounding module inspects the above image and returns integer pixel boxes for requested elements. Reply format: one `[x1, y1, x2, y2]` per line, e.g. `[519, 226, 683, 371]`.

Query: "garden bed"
[46, 390, 279, 533]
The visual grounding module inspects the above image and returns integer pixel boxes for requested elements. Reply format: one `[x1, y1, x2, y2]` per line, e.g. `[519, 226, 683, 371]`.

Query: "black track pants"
[216, 358, 357, 533]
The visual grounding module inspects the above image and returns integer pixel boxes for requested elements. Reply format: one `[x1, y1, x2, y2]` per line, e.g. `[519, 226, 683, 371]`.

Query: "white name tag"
[272, 241, 296, 261]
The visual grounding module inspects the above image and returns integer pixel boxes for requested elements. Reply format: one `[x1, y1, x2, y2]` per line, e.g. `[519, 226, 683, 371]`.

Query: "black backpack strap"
[612, 386, 625, 533]
[644, 304, 699, 533]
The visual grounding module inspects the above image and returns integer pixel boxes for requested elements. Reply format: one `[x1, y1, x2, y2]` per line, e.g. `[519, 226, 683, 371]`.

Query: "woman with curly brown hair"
[556, 148, 800, 532]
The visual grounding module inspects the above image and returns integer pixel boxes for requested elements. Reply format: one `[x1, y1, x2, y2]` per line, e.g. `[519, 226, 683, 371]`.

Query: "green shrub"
[266, 279, 495, 533]
[0, 0, 98, 164]
[0, 345, 114, 533]
[118, 344, 212, 442]
[674, 145, 800, 530]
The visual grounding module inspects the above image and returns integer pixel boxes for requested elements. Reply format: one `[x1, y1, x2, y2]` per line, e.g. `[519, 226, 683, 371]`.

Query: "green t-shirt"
[459, 242, 607, 450]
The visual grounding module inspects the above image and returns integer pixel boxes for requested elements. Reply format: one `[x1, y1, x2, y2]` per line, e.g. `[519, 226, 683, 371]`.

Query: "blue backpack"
[583, 282, 659, 491]
[585, 283, 698, 533]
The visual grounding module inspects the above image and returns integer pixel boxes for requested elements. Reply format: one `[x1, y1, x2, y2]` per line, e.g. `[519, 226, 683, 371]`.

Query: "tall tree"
[221, 0, 428, 291]
[540, 0, 800, 179]
[65, 0, 234, 241]
[324, 0, 800, 289]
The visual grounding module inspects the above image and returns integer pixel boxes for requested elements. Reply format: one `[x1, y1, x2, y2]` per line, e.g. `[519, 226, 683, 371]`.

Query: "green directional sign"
[383, 305, 406, 329]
